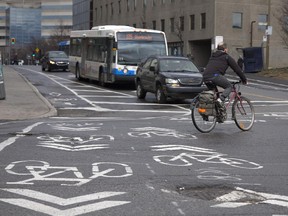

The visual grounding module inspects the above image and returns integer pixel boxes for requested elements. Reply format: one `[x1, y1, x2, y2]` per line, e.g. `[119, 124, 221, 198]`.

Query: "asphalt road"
[0, 65, 287, 216]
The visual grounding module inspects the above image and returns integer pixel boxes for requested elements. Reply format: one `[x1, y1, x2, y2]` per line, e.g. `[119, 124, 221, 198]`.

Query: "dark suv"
[41, 51, 69, 72]
[135, 55, 206, 103]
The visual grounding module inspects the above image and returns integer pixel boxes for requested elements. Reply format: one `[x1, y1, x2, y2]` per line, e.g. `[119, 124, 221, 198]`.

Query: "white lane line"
[59, 107, 188, 114]
[0, 122, 43, 152]
[212, 202, 250, 208]
[82, 95, 134, 98]
[252, 101, 288, 103]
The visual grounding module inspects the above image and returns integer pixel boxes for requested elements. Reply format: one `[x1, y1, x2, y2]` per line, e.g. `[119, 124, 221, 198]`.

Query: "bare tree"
[48, 19, 71, 50]
[171, 14, 184, 56]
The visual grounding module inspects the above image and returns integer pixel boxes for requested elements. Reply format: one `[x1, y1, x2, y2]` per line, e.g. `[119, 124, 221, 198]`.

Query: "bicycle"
[191, 80, 255, 133]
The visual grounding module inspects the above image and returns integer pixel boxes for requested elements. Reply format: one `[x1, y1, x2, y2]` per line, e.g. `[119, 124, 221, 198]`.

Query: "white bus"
[69, 25, 168, 86]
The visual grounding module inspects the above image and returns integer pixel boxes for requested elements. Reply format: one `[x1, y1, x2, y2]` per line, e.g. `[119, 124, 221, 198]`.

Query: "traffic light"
[32, 52, 36, 58]
[11, 38, 16, 44]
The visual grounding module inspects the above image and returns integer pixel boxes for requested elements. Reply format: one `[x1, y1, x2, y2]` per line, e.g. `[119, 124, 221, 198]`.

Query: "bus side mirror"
[113, 42, 118, 49]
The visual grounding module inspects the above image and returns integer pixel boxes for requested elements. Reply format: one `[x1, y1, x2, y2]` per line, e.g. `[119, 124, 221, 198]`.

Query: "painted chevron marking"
[1, 189, 126, 205]
[0, 198, 129, 216]
[0, 188, 130, 215]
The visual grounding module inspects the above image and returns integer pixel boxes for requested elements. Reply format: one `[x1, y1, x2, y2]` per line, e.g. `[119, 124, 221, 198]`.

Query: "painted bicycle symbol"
[37, 135, 113, 151]
[128, 127, 197, 139]
[5, 160, 133, 186]
[152, 145, 263, 169]
[48, 122, 103, 131]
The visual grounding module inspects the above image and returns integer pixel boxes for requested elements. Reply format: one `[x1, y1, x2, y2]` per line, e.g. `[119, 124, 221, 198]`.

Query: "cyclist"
[202, 42, 247, 108]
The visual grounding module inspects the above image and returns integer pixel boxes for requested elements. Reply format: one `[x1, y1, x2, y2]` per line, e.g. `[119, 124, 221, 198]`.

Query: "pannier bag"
[198, 90, 215, 116]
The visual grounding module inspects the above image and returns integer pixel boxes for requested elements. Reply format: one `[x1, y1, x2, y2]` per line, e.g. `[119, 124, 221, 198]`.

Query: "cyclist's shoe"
[216, 98, 226, 113]
[202, 115, 209, 121]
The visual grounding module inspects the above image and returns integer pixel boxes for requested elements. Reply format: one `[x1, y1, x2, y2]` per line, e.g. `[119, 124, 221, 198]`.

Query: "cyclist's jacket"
[203, 50, 247, 83]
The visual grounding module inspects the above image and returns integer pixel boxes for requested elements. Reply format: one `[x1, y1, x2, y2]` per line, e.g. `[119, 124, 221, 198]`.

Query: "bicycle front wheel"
[191, 100, 217, 133]
[232, 96, 255, 131]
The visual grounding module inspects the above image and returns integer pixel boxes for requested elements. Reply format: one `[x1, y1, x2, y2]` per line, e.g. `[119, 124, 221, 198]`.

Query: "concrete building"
[0, 0, 72, 64]
[73, 0, 94, 30]
[92, 0, 287, 69]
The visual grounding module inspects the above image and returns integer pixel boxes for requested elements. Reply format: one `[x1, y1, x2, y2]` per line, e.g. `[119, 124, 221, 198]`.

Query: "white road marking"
[1, 189, 126, 205]
[0, 122, 43, 152]
[0, 189, 130, 216]
[212, 187, 288, 209]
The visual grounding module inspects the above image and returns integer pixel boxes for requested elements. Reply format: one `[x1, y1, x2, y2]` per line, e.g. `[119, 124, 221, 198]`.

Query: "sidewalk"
[0, 66, 57, 121]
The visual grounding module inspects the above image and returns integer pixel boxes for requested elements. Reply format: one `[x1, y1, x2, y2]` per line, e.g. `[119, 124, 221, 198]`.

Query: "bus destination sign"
[117, 32, 164, 41]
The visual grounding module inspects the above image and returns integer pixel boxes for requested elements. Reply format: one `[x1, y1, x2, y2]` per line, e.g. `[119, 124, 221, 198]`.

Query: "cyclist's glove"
[242, 79, 247, 85]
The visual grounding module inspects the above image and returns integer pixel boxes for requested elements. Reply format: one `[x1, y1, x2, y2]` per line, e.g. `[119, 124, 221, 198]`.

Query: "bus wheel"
[99, 72, 106, 87]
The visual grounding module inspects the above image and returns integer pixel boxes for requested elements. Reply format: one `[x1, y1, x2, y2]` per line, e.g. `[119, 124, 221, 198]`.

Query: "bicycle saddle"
[204, 81, 217, 91]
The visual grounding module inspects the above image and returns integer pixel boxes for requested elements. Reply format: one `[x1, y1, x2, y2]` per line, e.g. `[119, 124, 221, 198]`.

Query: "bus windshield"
[117, 32, 167, 65]
[117, 41, 166, 65]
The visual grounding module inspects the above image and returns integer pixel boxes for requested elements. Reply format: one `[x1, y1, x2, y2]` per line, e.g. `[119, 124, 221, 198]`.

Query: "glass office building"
[8, 7, 41, 45]
[0, 0, 72, 64]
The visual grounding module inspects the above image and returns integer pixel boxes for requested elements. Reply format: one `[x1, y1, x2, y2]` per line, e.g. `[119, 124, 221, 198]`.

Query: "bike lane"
[0, 117, 287, 215]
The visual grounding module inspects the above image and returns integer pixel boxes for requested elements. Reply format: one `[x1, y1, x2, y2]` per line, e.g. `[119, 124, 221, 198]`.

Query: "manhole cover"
[177, 185, 266, 203]
[177, 185, 233, 201]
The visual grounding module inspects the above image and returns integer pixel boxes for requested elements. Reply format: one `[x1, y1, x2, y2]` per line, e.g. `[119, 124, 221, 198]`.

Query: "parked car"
[41, 51, 69, 72]
[135, 55, 206, 103]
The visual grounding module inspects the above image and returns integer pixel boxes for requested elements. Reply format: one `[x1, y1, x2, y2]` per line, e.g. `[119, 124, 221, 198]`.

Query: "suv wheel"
[136, 82, 147, 99]
[156, 85, 167, 104]
[46, 64, 51, 72]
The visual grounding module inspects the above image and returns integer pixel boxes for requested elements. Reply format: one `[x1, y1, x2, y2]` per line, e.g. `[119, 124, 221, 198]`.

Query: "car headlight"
[49, 60, 56, 64]
[165, 78, 179, 84]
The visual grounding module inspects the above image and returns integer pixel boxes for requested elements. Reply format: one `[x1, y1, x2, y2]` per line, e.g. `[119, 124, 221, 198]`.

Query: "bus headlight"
[123, 67, 128, 73]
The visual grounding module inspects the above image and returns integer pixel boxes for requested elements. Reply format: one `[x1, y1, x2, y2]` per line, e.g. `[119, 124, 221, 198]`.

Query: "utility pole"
[250, 21, 256, 47]
[265, 0, 271, 70]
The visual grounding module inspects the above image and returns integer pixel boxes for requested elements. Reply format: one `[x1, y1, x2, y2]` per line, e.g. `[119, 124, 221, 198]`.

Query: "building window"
[232, 12, 243, 29]
[258, 14, 268, 31]
[118, 0, 121, 14]
[143, 22, 146, 28]
[152, 20, 156, 30]
[143, 0, 147, 8]
[200, 13, 206, 29]
[161, 19, 165, 32]
[95, 8, 98, 21]
[111, 3, 114, 15]
[170, 18, 174, 32]
[127, 0, 130, 11]
[134, 0, 137, 10]
[190, 14, 195, 30]
[100, 6, 102, 19]
[179, 16, 184, 31]
[153, 0, 156, 7]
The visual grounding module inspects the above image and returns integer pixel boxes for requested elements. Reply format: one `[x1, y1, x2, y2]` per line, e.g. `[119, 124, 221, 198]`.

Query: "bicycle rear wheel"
[191, 100, 216, 133]
[232, 96, 255, 131]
